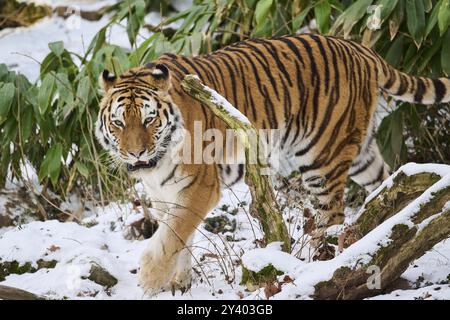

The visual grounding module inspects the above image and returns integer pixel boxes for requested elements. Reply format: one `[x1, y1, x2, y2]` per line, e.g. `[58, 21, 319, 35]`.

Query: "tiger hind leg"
[349, 132, 390, 193]
[302, 162, 351, 255]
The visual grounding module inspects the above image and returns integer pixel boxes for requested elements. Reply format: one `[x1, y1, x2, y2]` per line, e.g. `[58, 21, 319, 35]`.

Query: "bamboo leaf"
[0, 83, 15, 125]
[315, 1, 332, 34]
[49, 41, 64, 57]
[293, 4, 313, 30]
[425, 0, 443, 37]
[39, 143, 62, 186]
[442, 29, 450, 75]
[438, 0, 450, 35]
[254, 0, 274, 27]
[406, 0, 425, 45]
[385, 35, 404, 66]
[38, 73, 56, 115]
[20, 110, 33, 142]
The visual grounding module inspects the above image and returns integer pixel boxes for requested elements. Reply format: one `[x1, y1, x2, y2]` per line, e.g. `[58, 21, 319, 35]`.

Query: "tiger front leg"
[138, 222, 176, 293]
[139, 174, 221, 294]
[138, 207, 198, 294]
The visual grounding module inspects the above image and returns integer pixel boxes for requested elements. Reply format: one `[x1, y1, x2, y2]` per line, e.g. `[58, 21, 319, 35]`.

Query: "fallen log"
[240, 164, 450, 299]
[0, 285, 43, 300]
[0, 0, 51, 30]
[314, 165, 450, 299]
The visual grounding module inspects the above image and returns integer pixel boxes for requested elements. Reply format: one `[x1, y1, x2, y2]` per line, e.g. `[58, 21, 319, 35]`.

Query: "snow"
[24, 0, 118, 11]
[364, 163, 450, 203]
[208, 87, 252, 126]
[0, 182, 259, 299]
[0, 15, 134, 81]
[242, 242, 303, 275]
[2, 163, 449, 300]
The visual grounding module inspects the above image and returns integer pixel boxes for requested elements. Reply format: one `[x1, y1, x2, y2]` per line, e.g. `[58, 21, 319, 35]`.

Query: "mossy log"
[0, 285, 43, 300]
[180, 75, 290, 252]
[0, 0, 52, 30]
[353, 172, 441, 238]
[315, 177, 450, 300]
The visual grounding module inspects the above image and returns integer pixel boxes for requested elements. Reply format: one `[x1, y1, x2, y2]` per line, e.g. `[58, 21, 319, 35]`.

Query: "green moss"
[356, 172, 441, 237]
[241, 264, 283, 289]
[390, 224, 410, 240]
[0, 259, 57, 281]
[204, 215, 236, 234]
[325, 235, 338, 245]
[413, 186, 450, 224]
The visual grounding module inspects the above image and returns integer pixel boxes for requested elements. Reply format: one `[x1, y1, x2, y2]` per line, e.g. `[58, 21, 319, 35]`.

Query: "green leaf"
[76, 76, 91, 107]
[0, 83, 15, 125]
[126, 0, 146, 46]
[425, 0, 443, 37]
[315, 1, 331, 34]
[385, 35, 404, 66]
[391, 109, 404, 156]
[254, 0, 273, 27]
[442, 29, 450, 75]
[38, 73, 56, 115]
[389, 0, 405, 39]
[49, 41, 64, 57]
[1, 116, 18, 146]
[75, 161, 89, 178]
[55, 72, 74, 105]
[293, 4, 313, 30]
[330, 0, 373, 37]
[378, 0, 399, 20]
[0, 64, 8, 81]
[39, 143, 62, 185]
[423, 0, 433, 12]
[438, 0, 450, 35]
[20, 109, 33, 142]
[406, 0, 425, 45]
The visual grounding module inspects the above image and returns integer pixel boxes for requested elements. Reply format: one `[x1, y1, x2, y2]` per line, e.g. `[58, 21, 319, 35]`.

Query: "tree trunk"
[180, 75, 291, 252]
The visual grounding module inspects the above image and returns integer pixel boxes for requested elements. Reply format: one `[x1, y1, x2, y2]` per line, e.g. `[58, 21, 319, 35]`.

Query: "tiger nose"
[129, 148, 146, 158]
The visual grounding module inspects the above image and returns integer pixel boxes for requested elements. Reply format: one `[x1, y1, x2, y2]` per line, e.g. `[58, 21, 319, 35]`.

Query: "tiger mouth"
[126, 160, 156, 172]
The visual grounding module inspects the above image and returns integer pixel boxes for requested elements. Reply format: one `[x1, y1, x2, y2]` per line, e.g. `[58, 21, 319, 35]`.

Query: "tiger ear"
[144, 63, 171, 92]
[99, 69, 117, 92]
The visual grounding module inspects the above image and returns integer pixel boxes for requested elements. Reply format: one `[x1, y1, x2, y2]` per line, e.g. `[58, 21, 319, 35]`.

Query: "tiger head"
[95, 63, 183, 173]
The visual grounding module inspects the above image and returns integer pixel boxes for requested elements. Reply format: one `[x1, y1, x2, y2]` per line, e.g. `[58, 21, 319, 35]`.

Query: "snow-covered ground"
[1, 0, 450, 300]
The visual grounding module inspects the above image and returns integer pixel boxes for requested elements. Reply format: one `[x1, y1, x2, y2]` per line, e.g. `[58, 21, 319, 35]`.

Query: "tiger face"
[95, 63, 183, 173]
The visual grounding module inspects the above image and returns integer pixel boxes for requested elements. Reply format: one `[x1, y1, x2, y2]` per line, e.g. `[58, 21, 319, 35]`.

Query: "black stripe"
[413, 78, 426, 103]
[349, 154, 376, 177]
[161, 165, 178, 186]
[433, 79, 447, 103]
[229, 164, 245, 186]
[395, 74, 409, 96]
[361, 165, 385, 187]
[277, 37, 306, 67]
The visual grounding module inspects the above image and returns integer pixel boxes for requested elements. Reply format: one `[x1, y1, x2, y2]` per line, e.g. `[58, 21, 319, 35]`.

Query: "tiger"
[95, 33, 450, 293]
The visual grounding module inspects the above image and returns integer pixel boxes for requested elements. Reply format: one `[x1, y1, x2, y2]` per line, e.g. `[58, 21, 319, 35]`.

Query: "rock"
[87, 265, 118, 289]
[203, 215, 236, 234]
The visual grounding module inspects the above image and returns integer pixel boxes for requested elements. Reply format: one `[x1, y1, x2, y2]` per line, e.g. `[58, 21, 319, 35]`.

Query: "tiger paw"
[168, 268, 192, 295]
[138, 240, 177, 293]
